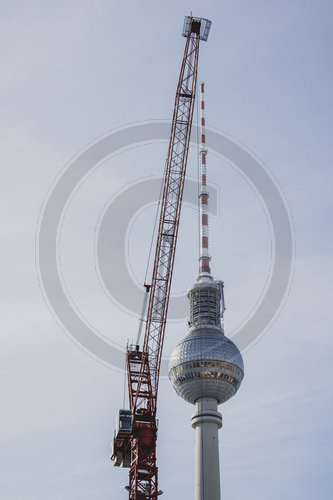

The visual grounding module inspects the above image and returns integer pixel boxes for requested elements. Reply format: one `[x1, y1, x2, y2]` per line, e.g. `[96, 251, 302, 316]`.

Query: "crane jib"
[131, 31, 199, 417]
[111, 15, 211, 500]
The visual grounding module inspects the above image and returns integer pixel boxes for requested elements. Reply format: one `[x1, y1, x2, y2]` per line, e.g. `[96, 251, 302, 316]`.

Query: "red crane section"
[112, 16, 211, 500]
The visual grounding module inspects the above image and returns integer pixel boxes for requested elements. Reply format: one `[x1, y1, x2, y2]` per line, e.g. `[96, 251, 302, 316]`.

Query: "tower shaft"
[192, 398, 222, 500]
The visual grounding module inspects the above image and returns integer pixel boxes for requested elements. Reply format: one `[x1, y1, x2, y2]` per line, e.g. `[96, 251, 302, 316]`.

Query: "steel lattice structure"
[112, 16, 211, 500]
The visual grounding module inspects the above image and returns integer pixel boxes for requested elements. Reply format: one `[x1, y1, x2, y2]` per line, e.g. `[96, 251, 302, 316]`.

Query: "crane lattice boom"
[111, 16, 211, 500]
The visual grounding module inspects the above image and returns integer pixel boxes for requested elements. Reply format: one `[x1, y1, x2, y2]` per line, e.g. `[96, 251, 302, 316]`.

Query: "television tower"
[169, 83, 244, 500]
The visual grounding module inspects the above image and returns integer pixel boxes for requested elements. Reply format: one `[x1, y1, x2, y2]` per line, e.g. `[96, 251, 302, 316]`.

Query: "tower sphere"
[168, 328, 244, 405]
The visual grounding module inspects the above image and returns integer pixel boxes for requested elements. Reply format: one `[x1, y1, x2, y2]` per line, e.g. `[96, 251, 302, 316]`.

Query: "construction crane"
[111, 15, 211, 500]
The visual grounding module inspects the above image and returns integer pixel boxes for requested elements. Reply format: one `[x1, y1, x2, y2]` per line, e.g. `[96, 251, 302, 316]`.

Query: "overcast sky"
[1, 1, 333, 499]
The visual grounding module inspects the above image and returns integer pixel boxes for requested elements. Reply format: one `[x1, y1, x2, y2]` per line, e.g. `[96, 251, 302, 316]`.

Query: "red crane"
[111, 15, 211, 500]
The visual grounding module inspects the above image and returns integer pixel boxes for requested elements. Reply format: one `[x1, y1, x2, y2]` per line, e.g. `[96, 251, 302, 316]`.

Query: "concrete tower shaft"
[192, 398, 222, 500]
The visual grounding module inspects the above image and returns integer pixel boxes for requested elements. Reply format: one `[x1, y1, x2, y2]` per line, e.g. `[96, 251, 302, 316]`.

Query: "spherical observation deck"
[168, 328, 244, 404]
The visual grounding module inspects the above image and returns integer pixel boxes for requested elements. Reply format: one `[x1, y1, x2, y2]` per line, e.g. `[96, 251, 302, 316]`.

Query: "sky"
[1, 1, 333, 499]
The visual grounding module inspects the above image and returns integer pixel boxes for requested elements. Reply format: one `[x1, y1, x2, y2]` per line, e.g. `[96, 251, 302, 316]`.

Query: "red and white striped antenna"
[198, 81, 212, 281]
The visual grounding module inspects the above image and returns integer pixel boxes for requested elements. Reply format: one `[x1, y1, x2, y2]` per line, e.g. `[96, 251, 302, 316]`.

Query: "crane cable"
[136, 151, 168, 347]
[143, 156, 167, 286]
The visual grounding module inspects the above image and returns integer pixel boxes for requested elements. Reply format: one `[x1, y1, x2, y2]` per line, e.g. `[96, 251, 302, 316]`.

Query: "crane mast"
[112, 16, 211, 500]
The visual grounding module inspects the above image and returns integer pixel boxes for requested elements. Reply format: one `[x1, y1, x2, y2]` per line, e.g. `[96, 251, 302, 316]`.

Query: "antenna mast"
[198, 81, 212, 281]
